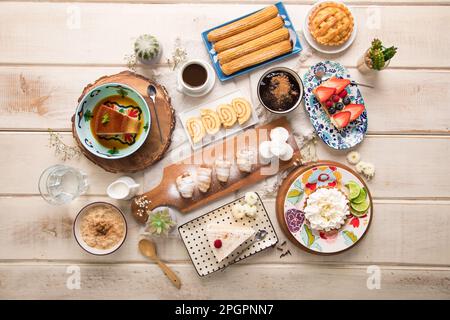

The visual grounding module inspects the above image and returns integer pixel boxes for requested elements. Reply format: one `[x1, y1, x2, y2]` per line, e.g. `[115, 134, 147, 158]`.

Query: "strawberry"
[343, 104, 365, 121]
[339, 90, 348, 98]
[322, 77, 351, 94]
[331, 111, 351, 129]
[313, 86, 336, 103]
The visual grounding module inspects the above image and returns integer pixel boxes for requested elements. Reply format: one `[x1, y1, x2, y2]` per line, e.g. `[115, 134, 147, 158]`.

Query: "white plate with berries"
[303, 60, 368, 150]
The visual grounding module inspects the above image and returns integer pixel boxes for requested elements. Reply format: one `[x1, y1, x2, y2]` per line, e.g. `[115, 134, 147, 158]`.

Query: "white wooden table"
[1, 0, 449, 299]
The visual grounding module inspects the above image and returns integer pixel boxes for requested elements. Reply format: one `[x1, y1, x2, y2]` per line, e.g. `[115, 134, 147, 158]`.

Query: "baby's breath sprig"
[48, 129, 81, 161]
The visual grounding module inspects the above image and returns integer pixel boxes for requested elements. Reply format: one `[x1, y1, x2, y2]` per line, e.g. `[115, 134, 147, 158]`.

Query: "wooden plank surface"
[316, 135, 450, 199]
[1, 132, 448, 198]
[0, 3, 449, 68]
[1, 0, 449, 300]
[1, 196, 449, 266]
[12, 1, 450, 4]
[1, 66, 450, 133]
[0, 132, 144, 195]
[0, 263, 448, 299]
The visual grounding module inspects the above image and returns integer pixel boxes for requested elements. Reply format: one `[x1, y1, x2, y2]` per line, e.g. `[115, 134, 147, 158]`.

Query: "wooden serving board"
[71, 71, 176, 173]
[131, 117, 301, 224]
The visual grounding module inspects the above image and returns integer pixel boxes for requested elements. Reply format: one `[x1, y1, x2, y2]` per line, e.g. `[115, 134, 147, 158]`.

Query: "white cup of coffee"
[177, 59, 215, 97]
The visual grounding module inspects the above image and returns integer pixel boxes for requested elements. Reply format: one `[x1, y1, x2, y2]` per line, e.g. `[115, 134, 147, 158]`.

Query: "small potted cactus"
[357, 39, 397, 74]
[134, 34, 162, 64]
[145, 208, 176, 237]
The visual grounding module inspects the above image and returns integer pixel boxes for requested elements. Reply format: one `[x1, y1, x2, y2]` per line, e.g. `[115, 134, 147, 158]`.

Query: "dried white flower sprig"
[48, 129, 81, 161]
[167, 37, 187, 70]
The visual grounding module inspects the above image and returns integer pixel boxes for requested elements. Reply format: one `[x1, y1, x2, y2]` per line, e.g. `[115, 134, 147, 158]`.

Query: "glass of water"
[38, 165, 89, 205]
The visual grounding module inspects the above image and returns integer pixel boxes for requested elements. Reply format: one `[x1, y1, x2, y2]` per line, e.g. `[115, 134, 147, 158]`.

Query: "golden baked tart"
[308, 2, 354, 46]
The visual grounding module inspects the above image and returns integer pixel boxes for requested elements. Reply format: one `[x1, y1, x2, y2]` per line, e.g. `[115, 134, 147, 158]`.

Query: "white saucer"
[179, 63, 216, 98]
[303, 1, 357, 54]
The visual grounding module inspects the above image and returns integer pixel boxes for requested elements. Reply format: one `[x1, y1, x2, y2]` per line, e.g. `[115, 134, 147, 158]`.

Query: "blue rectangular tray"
[201, 2, 302, 82]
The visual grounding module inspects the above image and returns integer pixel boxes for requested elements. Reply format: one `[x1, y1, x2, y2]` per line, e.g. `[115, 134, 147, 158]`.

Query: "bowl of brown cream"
[74, 202, 127, 255]
[257, 67, 304, 114]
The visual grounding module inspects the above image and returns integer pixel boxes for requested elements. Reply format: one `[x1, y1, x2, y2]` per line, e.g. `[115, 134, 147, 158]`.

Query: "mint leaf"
[84, 110, 93, 122]
[107, 147, 118, 155]
[101, 113, 110, 125]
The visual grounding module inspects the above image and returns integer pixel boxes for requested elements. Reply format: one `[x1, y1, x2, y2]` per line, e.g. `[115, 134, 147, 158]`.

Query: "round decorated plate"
[303, 61, 368, 150]
[75, 82, 151, 159]
[276, 161, 373, 255]
[302, 0, 357, 55]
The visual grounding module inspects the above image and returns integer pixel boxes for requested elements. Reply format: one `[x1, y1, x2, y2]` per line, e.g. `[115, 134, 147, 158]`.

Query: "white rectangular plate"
[178, 89, 259, 150]
[178, 193, 279, 277]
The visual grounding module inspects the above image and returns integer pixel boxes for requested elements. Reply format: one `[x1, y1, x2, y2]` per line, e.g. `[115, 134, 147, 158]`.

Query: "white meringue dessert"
[304, 188, 349, 231]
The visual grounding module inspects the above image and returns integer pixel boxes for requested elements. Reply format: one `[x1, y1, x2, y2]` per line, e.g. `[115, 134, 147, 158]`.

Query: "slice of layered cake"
[206, 224, 255, 262]
[94, 104, 140, 135]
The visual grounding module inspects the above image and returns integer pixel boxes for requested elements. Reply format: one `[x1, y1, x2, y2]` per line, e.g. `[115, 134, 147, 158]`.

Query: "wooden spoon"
[138, 239, 181, 289]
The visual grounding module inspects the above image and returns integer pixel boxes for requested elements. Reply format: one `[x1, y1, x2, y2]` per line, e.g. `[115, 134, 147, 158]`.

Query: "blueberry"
[328, 107, 336, 114]
[335, 102, 344, 110]
[343, 96, 351, 105]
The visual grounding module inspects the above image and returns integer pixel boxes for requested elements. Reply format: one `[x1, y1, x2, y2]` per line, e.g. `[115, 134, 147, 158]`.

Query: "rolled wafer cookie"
[218, 27, 290, 64]
[213, 16, 284, 53]
[221, 40, 292, 76]
[207, 5, 278, 42]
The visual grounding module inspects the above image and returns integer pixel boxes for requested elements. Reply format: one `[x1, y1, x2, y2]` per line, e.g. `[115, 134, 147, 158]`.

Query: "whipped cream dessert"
[304, 188, 349, 231]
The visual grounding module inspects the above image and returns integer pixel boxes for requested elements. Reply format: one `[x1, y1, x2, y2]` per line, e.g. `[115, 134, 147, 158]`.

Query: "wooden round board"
[71, 71, 175, 173]
[276, 161, 373, 255]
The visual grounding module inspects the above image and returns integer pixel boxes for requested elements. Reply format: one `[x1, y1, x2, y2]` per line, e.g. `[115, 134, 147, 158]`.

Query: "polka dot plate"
[178, 193, 279, 277]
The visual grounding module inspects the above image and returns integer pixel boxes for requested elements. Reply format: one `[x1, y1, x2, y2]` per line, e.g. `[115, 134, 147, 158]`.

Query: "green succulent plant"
[145, 209, 175, 236]
[134, 34, 161, 61]
[367, 38, 397, 71]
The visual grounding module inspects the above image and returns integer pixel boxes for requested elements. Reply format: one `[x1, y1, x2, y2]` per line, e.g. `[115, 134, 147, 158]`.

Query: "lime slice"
[345, 181, 361, 200]
[351, 199, 370, 213]
[352, 187, 367, 204]
[350, 208, 367, 217]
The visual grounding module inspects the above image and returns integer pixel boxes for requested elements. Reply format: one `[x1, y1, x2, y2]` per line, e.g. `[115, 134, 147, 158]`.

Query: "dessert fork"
[314, 71, 374, 89]
[221, 229, 268, 272]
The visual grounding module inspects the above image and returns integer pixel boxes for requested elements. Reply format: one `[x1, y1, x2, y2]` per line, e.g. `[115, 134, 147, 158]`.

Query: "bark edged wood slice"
[71, 71, 176, 173]
[132, 117, 301, 224]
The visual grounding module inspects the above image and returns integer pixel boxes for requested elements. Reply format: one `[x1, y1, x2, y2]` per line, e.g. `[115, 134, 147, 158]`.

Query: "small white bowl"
[73, 202, 127, 256]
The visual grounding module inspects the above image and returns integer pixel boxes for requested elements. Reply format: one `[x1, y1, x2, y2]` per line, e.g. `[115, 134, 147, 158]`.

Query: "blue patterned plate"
[303, 61, 368, 150]
[75, 83, 151, 159]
